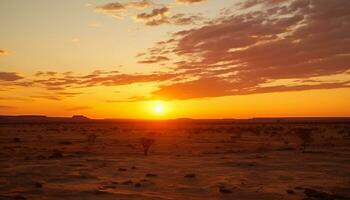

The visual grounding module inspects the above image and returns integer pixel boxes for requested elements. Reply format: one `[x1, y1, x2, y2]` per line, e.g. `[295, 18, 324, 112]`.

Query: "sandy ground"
[0, 121, 350, 200]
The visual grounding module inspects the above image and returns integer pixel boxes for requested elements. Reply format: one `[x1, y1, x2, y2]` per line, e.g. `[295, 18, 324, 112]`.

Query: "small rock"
[0, 195, 27, 200]
[118, 168, 127, 171]
[59, 141, 72, 145]
[304, 188, 328, 199]
[121, 180, 133, 185]
[13, 138, 21, 143]
[219, 186, 233, 194]
[36, 155, 46, 160]
[286, 189, 294, 195]
[295, 186, 303, 190]
[145, 173, 157, 177]
[13, 195, 27, 200]
[99, 185, 116, 190]
[184, 173, 196, 178]
[131, 166, 137, 170]
[135, 183, 141, 187]
[34, 182, 43, 188]
[49, 149, 63, 159]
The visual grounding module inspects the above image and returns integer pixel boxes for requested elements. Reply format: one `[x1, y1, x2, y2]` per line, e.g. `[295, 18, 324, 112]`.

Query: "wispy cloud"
[176, 0, 207, 4]
[96, 0, 152, 18]
[66, 106, 92, 111]
[96, 1, 204, 26]
[135, 7, 204, 26]
[0, 105, 16, 110]
[0, 72, 23, 81]
[0, 49, 8, 56]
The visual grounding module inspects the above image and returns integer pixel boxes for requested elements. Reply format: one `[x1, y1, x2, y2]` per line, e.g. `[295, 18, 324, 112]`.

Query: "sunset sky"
[0, 0, 349, 119]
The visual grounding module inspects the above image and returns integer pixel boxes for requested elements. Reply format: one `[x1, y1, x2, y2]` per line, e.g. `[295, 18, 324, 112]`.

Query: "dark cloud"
[30, 95, 63, 101]
[136, 7, 204, 26]
[136, 7, 170, 25]
[4, 70, 177, 91]
[0, 49, 8, 56]
[96, 0, 152, 17]
[97, 2, 125, 11]
[0, 72, 23, 81]
[138, 56, 169, 64]
[34, 71, 58, 77]
[144, 0, 350, 99]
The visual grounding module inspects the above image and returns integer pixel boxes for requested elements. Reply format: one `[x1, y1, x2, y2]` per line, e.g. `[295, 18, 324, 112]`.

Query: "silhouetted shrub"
[219, 186, 232, 194]
[295, 128, 313, 152]
[140, 137, 155, 156]
[13, 137, 21, 143]
[184, 173, 196, 178]
[49, 149, 63, 159]
[87, 133, 97, 144]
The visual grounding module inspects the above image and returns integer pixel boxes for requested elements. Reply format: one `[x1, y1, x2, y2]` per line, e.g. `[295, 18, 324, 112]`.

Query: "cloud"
[0, 49, 8, 56]
[135, 7, 203, 26]
[1, 70, 177, 91]
[30, 95, 63, 101]
[97, 2, 125, 11]
[66, 106, 92, 111]
[96, 0, 152, 18]
[0, 105, 16, 110]
[136, 7, 170, 25]
[96, 1, 204, 26]
[176, 0, 207, 4]
[106, 96, 150, 103]
[0, 97, 30, 101]
[0, 72, 23, 81]
[138, 56, 170, 64]
[34, 71, 58, 77]
[3, 0, 350, 102]
[144, 0, 350, 99]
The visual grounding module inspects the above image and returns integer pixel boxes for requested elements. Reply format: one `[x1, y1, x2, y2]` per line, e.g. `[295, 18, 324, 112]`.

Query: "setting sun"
[154, 102, 165, 114]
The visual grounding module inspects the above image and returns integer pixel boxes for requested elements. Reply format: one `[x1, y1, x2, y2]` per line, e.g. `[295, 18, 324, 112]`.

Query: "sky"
[0, 0, 349, 119]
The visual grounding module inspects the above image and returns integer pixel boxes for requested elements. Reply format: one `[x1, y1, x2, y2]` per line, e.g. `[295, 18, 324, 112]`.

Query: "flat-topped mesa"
[71, 115, 90, 120]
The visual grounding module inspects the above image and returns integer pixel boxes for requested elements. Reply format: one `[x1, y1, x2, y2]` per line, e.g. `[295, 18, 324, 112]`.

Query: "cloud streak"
[176, 0, 207, 4]
[66, 106, 92, 111]
[96, 0, 152, 18]
[135, 7, 203, 26]
[0, 49, 8, 56]
[0, 72, 23, 81]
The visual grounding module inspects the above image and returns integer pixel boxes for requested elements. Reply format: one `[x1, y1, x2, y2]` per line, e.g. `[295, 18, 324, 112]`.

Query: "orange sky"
[0, 0, 349, 119]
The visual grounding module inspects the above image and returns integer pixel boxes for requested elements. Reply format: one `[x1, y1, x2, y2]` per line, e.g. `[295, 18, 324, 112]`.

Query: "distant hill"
[0, 115, 349, 124]
[0, 115, 91, 123]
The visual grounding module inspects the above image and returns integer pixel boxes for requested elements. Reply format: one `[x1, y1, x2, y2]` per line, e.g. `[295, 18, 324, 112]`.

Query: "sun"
[154, 102, 165, 114]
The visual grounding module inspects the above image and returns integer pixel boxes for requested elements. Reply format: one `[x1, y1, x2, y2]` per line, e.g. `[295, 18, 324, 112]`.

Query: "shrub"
[295, 128, 313, 152]
[87, 133, 97, 144]
[140, 137, 155, 156]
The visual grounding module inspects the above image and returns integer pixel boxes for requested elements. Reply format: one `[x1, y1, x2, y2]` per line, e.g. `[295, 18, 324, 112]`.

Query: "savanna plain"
[1, 120, 350, 200]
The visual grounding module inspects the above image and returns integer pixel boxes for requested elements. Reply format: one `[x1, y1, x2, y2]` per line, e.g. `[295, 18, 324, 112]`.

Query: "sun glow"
[154, 101, 165, 115]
